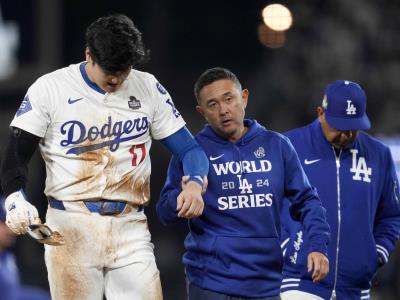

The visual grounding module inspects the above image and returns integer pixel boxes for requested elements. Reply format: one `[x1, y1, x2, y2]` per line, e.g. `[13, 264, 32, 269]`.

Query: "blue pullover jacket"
[157, 119, 330, 298]
[281, 119, 400, 300]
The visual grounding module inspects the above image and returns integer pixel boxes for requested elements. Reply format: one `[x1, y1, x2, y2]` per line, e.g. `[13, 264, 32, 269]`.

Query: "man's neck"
[84, 63, 95, 83]
[228, 125, 248, 143]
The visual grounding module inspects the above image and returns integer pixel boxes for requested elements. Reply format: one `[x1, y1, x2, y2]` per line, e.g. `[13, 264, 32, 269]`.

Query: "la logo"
[350, 149, 371, 182]
[346, 100, 357, 115]
[237, 174, 253, 194]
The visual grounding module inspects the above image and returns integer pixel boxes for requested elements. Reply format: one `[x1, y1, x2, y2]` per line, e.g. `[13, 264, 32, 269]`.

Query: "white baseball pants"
[44, 206, 162, 300]
[280, 290, 324, 300]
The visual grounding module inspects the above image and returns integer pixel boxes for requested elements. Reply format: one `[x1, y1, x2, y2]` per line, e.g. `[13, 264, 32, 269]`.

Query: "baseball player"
[0, 15, 208, 300]
[157, 67, 331, 299]
[280, 80, 400, 300]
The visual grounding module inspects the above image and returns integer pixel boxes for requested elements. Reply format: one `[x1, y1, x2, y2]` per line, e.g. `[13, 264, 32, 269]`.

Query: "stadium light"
[262, 4, 293, 31]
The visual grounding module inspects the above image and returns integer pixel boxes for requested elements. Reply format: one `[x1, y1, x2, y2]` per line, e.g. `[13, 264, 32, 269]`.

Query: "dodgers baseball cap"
[322, 80, 371, 130]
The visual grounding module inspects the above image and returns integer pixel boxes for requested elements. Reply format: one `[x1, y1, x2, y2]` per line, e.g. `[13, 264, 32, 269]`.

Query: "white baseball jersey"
[10, 62, 185, 205]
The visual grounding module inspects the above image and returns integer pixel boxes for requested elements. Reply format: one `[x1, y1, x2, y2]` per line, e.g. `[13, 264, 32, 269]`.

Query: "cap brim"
[325, 114, 371, 131]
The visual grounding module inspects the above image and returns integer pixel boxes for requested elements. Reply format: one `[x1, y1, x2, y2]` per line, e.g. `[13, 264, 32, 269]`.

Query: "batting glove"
[4, 190, 39, 234]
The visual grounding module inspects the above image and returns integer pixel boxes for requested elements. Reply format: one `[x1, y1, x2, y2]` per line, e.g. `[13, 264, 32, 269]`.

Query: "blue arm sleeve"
[160, 127, 209, 187]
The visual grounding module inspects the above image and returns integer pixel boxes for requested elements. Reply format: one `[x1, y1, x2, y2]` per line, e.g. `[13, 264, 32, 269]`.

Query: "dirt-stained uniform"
[9, 62, 186, 300]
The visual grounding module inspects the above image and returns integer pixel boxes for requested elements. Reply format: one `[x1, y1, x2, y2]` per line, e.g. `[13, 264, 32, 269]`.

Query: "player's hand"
[4, 190, 39, 234]
[307, 252, 329, 283]
[177, 177, 205, 218]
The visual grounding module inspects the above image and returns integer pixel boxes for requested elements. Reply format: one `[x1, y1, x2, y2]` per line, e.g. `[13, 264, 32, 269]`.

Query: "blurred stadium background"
[0, 0, 399, 299]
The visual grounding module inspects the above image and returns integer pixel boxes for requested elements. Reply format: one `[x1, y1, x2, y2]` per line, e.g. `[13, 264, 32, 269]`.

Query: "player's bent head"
[86, 14, 150, 73]
[194, 67, 242, 103]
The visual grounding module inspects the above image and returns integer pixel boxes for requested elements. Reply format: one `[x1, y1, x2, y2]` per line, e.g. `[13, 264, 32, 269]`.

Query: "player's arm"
[282, 137, 330, 282]
[373, 147, 400, 266]
[1, 127, 41, 234]
[160, 126, 209, 219]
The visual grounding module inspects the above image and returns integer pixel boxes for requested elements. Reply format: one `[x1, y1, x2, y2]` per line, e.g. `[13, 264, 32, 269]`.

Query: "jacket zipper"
[332, 148, 342, 300]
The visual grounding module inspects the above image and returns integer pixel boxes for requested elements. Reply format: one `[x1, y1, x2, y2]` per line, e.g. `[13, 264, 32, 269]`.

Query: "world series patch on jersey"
[11, 62, 185, 205]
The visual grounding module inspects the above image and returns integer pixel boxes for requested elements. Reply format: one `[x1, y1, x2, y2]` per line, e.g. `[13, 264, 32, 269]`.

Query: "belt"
[48, 198, 143, 216]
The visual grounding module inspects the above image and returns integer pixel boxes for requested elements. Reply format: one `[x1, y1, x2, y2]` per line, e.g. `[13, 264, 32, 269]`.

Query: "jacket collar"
[310, 118, 358, 151]
[199, 119, 265, 145]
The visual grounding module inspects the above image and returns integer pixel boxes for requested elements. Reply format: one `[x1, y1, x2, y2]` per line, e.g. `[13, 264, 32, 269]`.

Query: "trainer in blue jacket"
[280, 80, 400, 300]
[157, 67, 331, 299]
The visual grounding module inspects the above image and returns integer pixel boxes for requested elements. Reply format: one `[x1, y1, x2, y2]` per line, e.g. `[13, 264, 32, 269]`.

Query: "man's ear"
[196, 105, 204, 117]
[85, 47, 92, 63]
[242, 89, 249, 109]
[317, 106, 324, 122]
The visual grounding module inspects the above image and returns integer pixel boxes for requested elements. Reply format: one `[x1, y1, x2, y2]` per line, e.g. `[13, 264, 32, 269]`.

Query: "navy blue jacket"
[281, 119, 400, 300]
[157, 120, 330, 298]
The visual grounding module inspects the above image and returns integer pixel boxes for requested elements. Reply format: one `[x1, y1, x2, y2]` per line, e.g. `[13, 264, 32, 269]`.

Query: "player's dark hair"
[86, 14, 150, 73]
[194, 67, 242, 102]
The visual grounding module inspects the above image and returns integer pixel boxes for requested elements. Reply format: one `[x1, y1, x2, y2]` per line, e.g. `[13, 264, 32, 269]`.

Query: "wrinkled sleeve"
[280, 202, 291, 257]
[373, 147, 400, 265]
[156, 155, 185, 225]
[10, 78, 51, 138]
[148, 75, 186, 140]
[282, 137, 331, 255]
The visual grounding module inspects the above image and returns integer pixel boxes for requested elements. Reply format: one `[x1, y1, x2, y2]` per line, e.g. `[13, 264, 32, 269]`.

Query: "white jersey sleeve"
[10, 78, 52, 137]
[148, 75, 186, 140]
